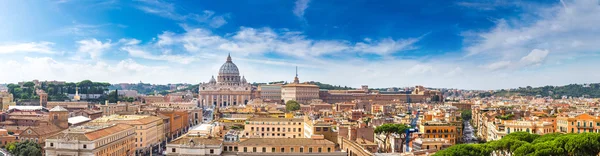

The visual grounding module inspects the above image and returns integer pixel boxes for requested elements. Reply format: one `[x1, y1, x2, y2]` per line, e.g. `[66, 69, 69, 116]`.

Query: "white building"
[165, 136, 223, 156]
[199, 54, 253, 108]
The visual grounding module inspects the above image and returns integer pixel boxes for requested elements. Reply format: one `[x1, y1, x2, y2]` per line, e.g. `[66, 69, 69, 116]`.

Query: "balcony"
[576, 125, 594, 129]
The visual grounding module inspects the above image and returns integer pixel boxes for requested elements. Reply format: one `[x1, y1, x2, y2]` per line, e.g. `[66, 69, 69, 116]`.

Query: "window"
[262, 147, 266, 152]
[318, 148, 322, 152]
[272, 148, 275, 152]
[234, 147, 238, 151]
[83, 145, 87, 149]
[323, 127, 329, 131]
[244, 147, 247, 152]
[50, 143, 54, 147]
[300, 148, 304, 152]
[210, 149, 214, 154]
[253, 147, 257, 152]
[316, 127, 321, 131]
[281, 148, 285, 152]
[172, 148, 176, 152]
[309, 148, 313, 153]
[327, 147, 331, 152]
[291, 148, 294, 152]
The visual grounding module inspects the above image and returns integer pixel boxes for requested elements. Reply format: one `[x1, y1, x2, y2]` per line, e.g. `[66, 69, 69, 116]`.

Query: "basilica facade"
[199, 54, 252, 108]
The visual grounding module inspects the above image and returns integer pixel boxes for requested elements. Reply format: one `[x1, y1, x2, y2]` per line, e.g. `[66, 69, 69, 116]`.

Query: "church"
[199, 54, 253, 108]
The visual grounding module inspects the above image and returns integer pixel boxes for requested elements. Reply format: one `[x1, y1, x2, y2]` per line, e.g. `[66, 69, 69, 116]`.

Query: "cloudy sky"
[0, 0, 599, 90]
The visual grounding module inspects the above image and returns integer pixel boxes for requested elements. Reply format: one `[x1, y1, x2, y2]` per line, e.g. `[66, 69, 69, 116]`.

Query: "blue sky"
[1, 0, 599, 90]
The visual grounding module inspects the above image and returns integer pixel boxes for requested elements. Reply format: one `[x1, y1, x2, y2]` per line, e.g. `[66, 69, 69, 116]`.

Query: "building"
[87, 115, 165, 154]
[244, 117, 304, 138]
[281, 70, 320, 104]
[199, 54, 253, 108]
[46, 101, 90, 112]
[236, 138, 340, 155]
[303, 116, 337, 143]
[411, 138, 452, 153]
[159, 110, 190, 139]
[165, 136, 223, 156]
[258, 84, 283, 103]
[0, 129, 17, 147]
[419, 121, 460, 145]
[557, 113, 599, 133]
[0, 92, 16, 111]
[319, 85, 441, 104]
[45, 123, 136, 156]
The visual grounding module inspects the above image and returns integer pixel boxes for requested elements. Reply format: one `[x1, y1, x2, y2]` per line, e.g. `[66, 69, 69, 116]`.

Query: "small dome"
[209, 75, 216, 83]
[241, 76, 247, 83]
[218, 54, 240, 75]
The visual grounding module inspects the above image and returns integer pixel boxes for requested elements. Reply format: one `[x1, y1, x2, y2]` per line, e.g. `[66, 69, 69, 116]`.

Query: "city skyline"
[1, 0, 600, 90]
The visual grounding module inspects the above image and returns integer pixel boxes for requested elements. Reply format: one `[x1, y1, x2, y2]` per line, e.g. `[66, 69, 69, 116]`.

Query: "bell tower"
[49, 106, 69, 129]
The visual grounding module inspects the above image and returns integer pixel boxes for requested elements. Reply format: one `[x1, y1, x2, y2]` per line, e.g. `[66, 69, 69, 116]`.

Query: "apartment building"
[236, 138, 341, 155]
[244, 117, 304, 138]
[45, 124, 136, 156]
[419, 121, 460, 144]
[557, 113, 600, 133]
[87, 115, 165, 153]
[165, 136, 223, 156]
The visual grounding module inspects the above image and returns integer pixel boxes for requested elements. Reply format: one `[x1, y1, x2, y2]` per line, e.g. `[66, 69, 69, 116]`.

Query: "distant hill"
[490, 83, 600, 98]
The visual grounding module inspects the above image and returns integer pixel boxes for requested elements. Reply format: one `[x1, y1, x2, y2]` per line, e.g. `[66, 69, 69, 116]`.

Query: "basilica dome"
[218, 54, 240, 76]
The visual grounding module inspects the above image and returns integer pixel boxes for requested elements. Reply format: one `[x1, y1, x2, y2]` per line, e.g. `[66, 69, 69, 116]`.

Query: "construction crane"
[405, 90, 420, 152]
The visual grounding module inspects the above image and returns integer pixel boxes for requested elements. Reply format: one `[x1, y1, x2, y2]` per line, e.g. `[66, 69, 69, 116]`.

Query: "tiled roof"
[238, 138, 335, 146]
[169, 136, 222, 145]
[49, 106, 68, 112]
[85, 124, 132, 141]
[47, 123, 133, 141]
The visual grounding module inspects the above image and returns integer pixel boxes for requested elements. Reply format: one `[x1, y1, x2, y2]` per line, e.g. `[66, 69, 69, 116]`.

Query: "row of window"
[425, 129, 454, 133]
[247, 122, 303, 125]
[250, 127, 302, 132]
[239, 146, 331, 153]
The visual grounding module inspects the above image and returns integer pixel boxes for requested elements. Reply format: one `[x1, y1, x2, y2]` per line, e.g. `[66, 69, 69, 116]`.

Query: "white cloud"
[120, 46, 196, 64]
[118, 38, 141, 45]
[293, 0, 310, 18]
[76, 39, 112, 59]
[520, 49, 549, 65]
[354, 38, 419, 55]
[136, 0, 229, 28]
[159, 26, 422, 57]
[0, 42, 56, 54]
[405, 64, 434, 75]
[464, 0, 600, 62]
[484, 61, 511, 70]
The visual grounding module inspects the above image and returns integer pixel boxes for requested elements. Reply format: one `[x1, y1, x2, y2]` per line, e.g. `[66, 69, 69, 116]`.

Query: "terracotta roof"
[169, 136, 222, 145]
[49, 106, 68, 112]
[85, 124, 132, 140]
[129, 116, 162, 125]
[238, 138, 334, 146]
[47, 124, 133, 141]
[27, 124, 64, 136]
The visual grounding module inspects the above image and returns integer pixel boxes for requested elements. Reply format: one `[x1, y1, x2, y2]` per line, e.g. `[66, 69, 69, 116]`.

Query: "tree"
[6, 140, 42, 156]
[374, 123, 410, 152]
[435, 131, 600, 156]
[285, 100, 300, 112]
[461, 110, 472, 121]
[433, 144, 492, 156]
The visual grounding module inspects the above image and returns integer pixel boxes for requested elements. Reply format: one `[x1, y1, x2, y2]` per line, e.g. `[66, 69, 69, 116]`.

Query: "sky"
[0, 0, 599, 90]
